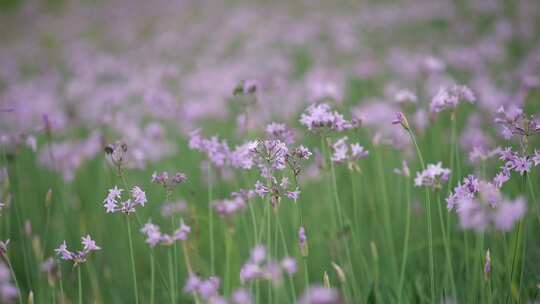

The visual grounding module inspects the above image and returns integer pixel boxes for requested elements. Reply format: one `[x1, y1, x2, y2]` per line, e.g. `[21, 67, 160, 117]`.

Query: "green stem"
[208, 164, 215, 274]
[407, 129, 435, 302]
[125, 216, 139, 304]
[437, 194, 457, 298]
[150, 252, 155, 304]
[77, 266, 82, 304]
[398, 178, 411, 302]
[168, 249, 175, 303]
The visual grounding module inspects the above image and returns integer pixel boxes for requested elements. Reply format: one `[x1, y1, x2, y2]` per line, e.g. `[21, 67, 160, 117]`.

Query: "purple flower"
[131, 186, 147, 207]
[266, 122, 295, 144]
[254, 181, 269, 198]
[430, 84, 476, 113]
[54, 241, 73, 260]
[230, 141, 258, 170]
[281, 257, 297, 275]
[55, 235, 100, 266]
[286, 188, 301, 203]
[513, 156, 532, 175]
[533, 150, 540, 166]
[174, 220, 191, 241]
[300, 103, 356, 133]
[494, 197, 526, 231]
[330, 137, 368, 164]
[81, 235, 101, 251]
[414, 162, 451, 190]
[298, 285, 341, 304]
[484, 249, 491, 277]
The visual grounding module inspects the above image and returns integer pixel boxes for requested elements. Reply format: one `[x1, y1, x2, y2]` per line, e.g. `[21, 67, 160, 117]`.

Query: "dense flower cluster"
[429, 84, 476, 113]
[140, 220, 191, 247]
[265, 122, 295, 145]
[102, 186, 148, 214]
[239, 245, 297, 284]
[300, 103, 359, 133]
[494, 106, 540, 140]
[447, 177, 526, 231]
[189, 129, 230, 167]
[414, 162, 451, 190]
[55, 235, 101, 266]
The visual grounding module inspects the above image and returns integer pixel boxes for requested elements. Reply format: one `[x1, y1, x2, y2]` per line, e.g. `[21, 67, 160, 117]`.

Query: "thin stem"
[168, 249, 175, 303]
[125, 216, 139, 304]
[77, 266, 82, 304]
[407, 129, 435, 302]
[4, 255, 23, 304]
[208, 164, 215, 274]
[398, 178, 411, 302]
[150, 251, 155, 304]
[437, 194, 457, 298]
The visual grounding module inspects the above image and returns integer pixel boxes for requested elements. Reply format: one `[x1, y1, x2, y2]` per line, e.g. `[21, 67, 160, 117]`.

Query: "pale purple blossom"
[298, 285, 341, 304]
[414, 162, 451, 190]
[430, 84, 476, 113]
[300, 103, 357, 133]
[55, 235, 100, 266]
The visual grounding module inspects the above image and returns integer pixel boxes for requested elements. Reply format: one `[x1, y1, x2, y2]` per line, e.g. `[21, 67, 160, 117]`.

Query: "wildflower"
[140, 219, 191, 247]
[430, 84, 476, 113]
[495, 106, 540, 140]
[151, 171, 187, 191]
[0, 262, 18, 303]
[484, 249, 491, 278]
[299, 226, 308, 257]
[231, 288, 252, 304]
[229, 141, 258, 170]
[281, 257, 297, 275]
[298, 285, 341, 304]
[451, 177, 527, 232]
[393, 160, 410, 177]
[391, 112, 410, 131]
[131, 186, 147, 206]
[300, 103, 357, 133]
[239, 245, 295, 285]
[286, 188, 301, 203]
[160, 200, 187, 217]
[330, 137, 368, 165]
[102, 186, 148, 214]
[533, 150, 540, 166]
[394, 89, 418, 104]
[414, 162, 451, 190]
[266, 123, 295, 144]
[55, 235, 100, 267]
[212, 195, 247, 217]
[189, 129, 230, 167]
[183, 275, 220, 299]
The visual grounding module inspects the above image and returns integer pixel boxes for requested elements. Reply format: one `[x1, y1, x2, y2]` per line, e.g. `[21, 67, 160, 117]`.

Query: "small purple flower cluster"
[160, 200, 187, 217]
[0, 262, 18, 303]
[184, 274, 221, 299]
[430, 84, 476, 113]
[298, 285, 341, 304]
[140, 220, 191, 247]
[330, 136, 369, 164]
[212, 189, 255, 217]
[494, 106, 540, 140]
[239, 245, 297, 284]
[254, 177, 301, 207]
[151, 171, 187, 190]
[300, 103, 359, 133]
[414, 162, 451, 190]
[265, 122, 295, 145]
[447, 177, 527, 231]
[189, 129, 230, 167]
[55, 235, 101, 266]
[102, 186, 148, 214]
[493, 147, 540, 186]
